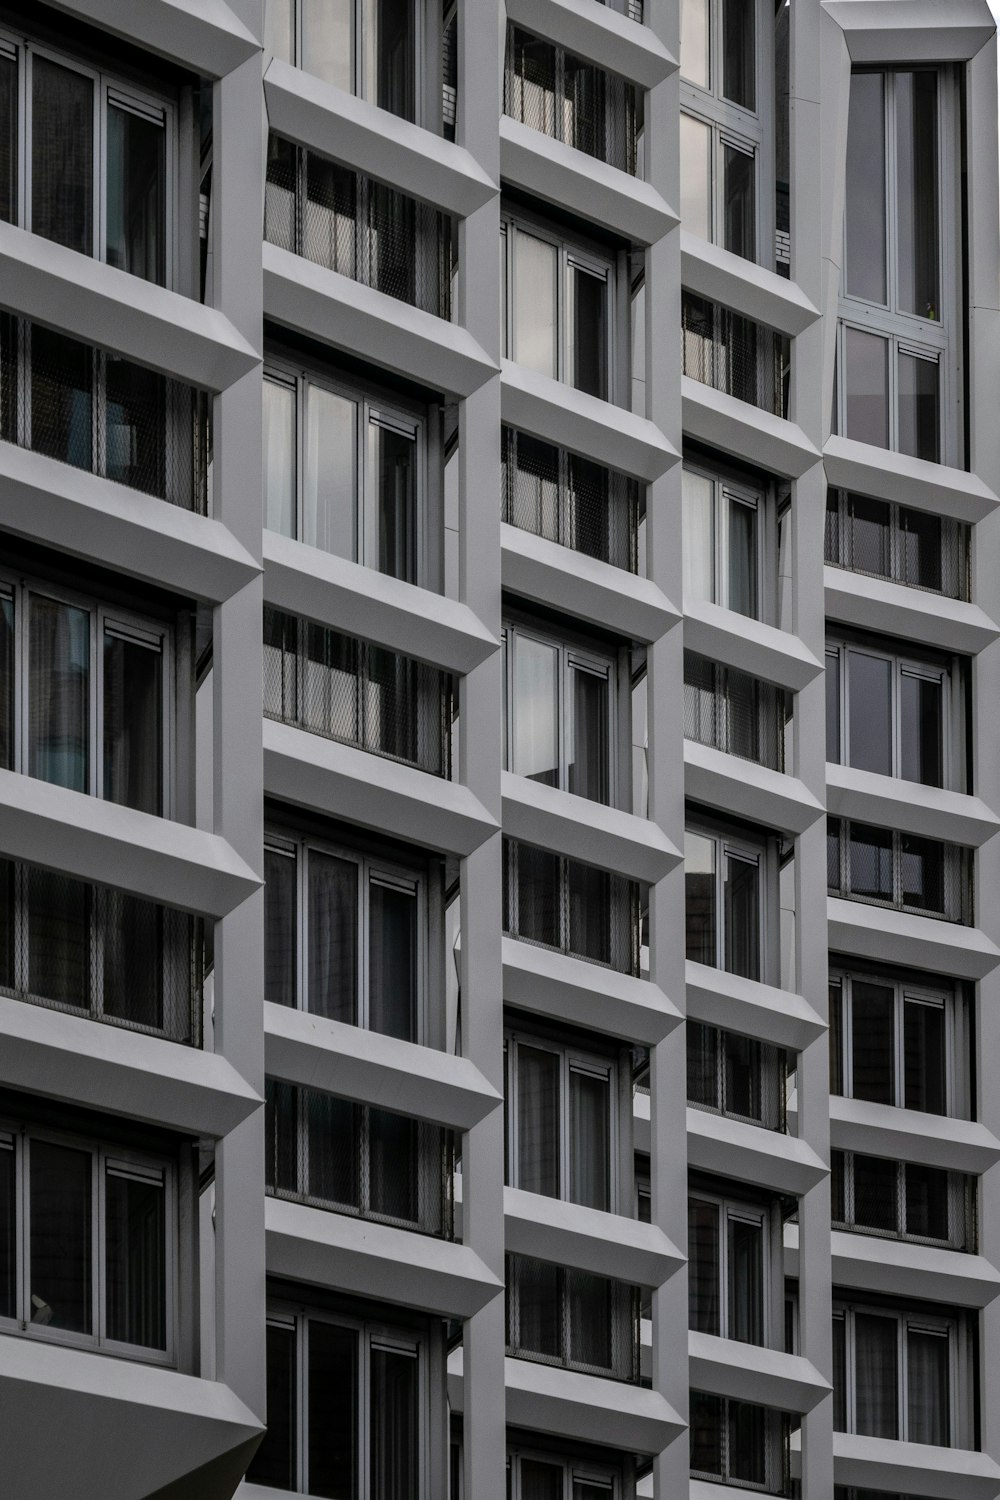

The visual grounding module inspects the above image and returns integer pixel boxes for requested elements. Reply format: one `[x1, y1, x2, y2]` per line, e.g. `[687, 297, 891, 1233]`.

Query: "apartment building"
[0, 0, 998, 1497]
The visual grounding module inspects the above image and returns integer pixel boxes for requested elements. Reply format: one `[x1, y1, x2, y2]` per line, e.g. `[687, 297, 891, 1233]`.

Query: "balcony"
[506, 1251, 640, 1384]
[265, 135, 455, 320]
[502, 836, 642, 977]
[0, 856, 203, 1046]
[0, 314, 210, 512]
[684, 653, 791, 773]
[827, 817, 973, 926]
[263, 605, 454, 778]
[682, 292, 790, 419]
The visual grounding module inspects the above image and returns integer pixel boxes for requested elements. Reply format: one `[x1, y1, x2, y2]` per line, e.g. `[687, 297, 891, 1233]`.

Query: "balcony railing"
[691, 1392, 792, 1495]
[265, 1079, 455, 1239]
[0, 314, 210, 512]
[0, 857, 203, 1045]
[684, 653, 790, 773]
[832, 1150, 976, 1252]
[686, 1021, 787, 1132]
[825, 490, 971, 601]
[265, 135, 455, 319]
[503, 25, 640, 175]
[682, 293, 790, 418]
[827, 817, 973, 925]
[501, 425, 641, 573]
[502, 837, 642, 976]
[263, 606, 454, 778]
[506, 1252, 640, 1382]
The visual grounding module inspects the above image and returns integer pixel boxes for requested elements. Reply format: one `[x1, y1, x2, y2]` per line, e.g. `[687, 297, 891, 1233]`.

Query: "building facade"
[0, 0, 998, 1497]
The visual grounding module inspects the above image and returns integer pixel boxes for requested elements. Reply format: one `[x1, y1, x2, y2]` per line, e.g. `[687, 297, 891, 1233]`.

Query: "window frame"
[264, 0, 424, 126]
[824, 635, 957, 790]
[505, 1446, 621, 1499]
[0, 566, 174, 816]
[0, 1120, 176, 1365]
[824, 489, 970, 599]
[684, 821, 772, 984]
[827, 817, 969, 924]
[687, 1189, 771, 1345]
[681, 457, 769, 622]
[0, 29, 176, 288]
[831, 1148, 970, 1251]
[832, 1302, 961, 1447]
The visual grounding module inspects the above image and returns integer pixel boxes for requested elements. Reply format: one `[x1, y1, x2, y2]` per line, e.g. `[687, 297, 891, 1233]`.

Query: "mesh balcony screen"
[0, 857, 203, 1044]
[824, 492, 970, 601]
[503, 26, 640, 175]
[265, 1078, 455, 1238]
[690, 1391, 792, 1495]
[682, 292, 790, 418]
[684, 652, 790, 772]
[265, 136, 455, 320]
[0, 314, 210, 512]
[505, 1251, 640, 1382]
[831, 1150, 975, 1251]
[686, 1020, 787, 1131]
[263, 606, 454, 777]
[502, 837, 641, 976]
[501, 426, 640, 572]
[827, 816, 973, 925]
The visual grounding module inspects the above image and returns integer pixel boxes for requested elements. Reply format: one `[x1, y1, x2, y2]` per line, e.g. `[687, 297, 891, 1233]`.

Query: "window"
[679, 0, 764, 261]
[502, 621, 617, 805]
[0, 1123, 174, 1361]
[688, 1192, 769, 1343]
[502, 838, 641, 976]
[264, 361, 431, 587]
[263, 607, 454, 778]
[684, 653, 789, 772]
[264, 832, 431, 1043]
[687, 1021, 787, 1131]
[501, 427, 641, 574]
[690, 1391, 787, 1492]
[503, 25, 640, 175]
[685, 826, 766, 981]
[826, 817, 971, 924]
[825, 638, 955, 789]
[831, 1150, 973, 1251]
[833, 1305, 957, 1447]
[824, 491, 970, 601]
[506, 1448, 621, 1499]
[0, 33, 172, 285]
[265, 1079, 454, 1238]
[0, 573, 171, 815]
[828, 969, 965, 1117]
[682, 461, 764, 619]
[265, 136, 455, 319]
[504, 1030, 620, 1212]
[682, 293, 789, 417]
[264, 0, 417, 122]
[250, 1306, 437, 1496]
[506, 1252, 639, 1382]
[839, 69, 959, 464]
[501, 212, 616, 401]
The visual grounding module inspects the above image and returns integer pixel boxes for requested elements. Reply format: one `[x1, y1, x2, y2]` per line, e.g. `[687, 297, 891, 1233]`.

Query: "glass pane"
[306, 1090, 359, 1208]
[844, 328, 888, 449]
[304, 384, 357, 559]
[106, 104, 165, 285]
[688, 1199, 720, 1334]
[28, 1139, 92, 1334]
[30, 324, 94, 471]
[508, 431, 559, 541]
[680, 112, 711, 241]
[680, 0, 710, 89]
[690, 1390, 724, 1474]
[906, 1328, 949, 1445]
[722, 0, 755, 109]
[845, 73, 886, 304]
[0, 594, 12, 771]
[901, 833, 945, 912]
[896, 72, 939, 321]
[302, 0, 353, 90]
[369, 880, 417, 1041]
[515, 843, 561, 948]
[308, 851, 358, 1022]
[567, 455, 613, 561]
[521, 1459, 562, 1500]
[724, 853, 759, 980]
[568, 263, 608, 399]
[308, 1319, 358, 1499]
[0, 1139, 13, 1320]
[855, 1313, 899, 1438]
[371, 1344, 419, 1500]
[900, 673, 942, 786]
[32, 56, 93, 256]
[832, 1315, 847, 1430]
[512, 636, 559, 787]
[0, 860, 9, 991]
[264, 1078, 299, 1196]
[369, 0, 416, 121]
[304, 154, 357, 275]
[103, 892, 164, 1029]
[567, 1267, 614, 1370]
[507, 30, 557, 136]
[898, 352, 939, 463]
[900, 507, 942, 590]
[512, 232, 558, 378]
[727, 495, 758, 616]
[0, 52, 17, 225]
[852, 1152, 898, 1232]
[685, 831, 717, 966]
[265, 847, 297, 1008]
[103, 632, 161, 813]
[264, 0, 294, 63]
[846, 494, 890, 576]
[104, 354, 167, 497]
[263, 377, 297, 538]
[851, 980, 895, 1104]
[683, 468, 715, 605]
[723, 144, 755, 260]
[849, 823, 894, 902]
[687, 1021, 719, 1108]
[831, 1150, 846, 1221]
[513, 1254, 561, 1357]
[27, 867, 90, 1007]
[829, 980, 844, 1094]
[249, 1321, 297, 1489]
[370, 419, 417, 583]
[847, 651, 892, 776]
[827, 816, 842, 891]
[569, 1068, 609, 1210]
[567, 859, 611, 965]
[265, 133, 297, 251]
[104, 1167, 165, 1348]
[569, 666, 609, 804]
[517, 1045, 560, 1198]
[904, 999, 945, 1115]
[723, 1031, 761, 1119]
[826, 651, 840, 763]
[728, 1216, 763, 1343]
[369, 1107, 418, 1222]
[905, 1162, 950, 1241]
